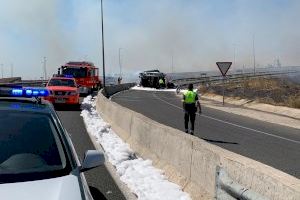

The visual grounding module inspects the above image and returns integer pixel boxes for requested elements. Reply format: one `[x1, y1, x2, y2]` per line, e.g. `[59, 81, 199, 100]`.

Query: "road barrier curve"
[102, 83, 136, 98]
[96, 89, 300, 200]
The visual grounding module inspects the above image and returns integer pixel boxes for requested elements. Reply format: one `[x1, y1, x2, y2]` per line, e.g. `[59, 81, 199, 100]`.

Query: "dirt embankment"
[200, 76, 300, 108]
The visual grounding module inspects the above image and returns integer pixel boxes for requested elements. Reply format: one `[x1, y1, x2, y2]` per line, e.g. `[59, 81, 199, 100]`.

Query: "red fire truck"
[57, 61, 101, 95]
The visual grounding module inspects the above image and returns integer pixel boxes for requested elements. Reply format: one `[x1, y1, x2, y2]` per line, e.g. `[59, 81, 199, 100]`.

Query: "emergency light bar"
[0, 87, 49, 98]
[12, 88, 49, 97]
[53, 74, 73, 78]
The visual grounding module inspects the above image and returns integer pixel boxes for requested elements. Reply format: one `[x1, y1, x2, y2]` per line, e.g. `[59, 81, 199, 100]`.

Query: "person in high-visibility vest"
[183, 84, 201, 135]
[158, 78, 165, 88]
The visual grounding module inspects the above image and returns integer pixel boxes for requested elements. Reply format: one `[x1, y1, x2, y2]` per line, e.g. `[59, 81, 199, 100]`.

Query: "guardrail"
[102, 83, 136, 98]
[172, 70, 298, 87]
[0, 80, 48, 87]
[0, 77, 22, 83]
[216, 167, 268, 200]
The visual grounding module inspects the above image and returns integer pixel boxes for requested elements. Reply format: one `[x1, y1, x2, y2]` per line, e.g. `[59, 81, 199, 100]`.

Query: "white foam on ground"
[80, 96, 191, 200]
[131, 86, 176, 92]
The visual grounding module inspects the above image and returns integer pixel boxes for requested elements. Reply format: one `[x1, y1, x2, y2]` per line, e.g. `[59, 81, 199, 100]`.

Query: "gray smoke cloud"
[0, 0, 72, 79]
[1, 0, 300, 79]
[97, 0, 300, 77]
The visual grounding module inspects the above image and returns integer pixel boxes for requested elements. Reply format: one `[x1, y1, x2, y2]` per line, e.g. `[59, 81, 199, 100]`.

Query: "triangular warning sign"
[216, 62, 232, 76]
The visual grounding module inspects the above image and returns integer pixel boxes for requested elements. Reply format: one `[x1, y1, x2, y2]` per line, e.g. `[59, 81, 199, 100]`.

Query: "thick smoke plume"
[0, 0, 72, 79]
[1, 0, 300, 79]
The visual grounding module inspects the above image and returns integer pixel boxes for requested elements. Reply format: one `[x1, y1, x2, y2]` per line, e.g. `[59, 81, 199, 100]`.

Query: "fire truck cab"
[58, 61, 101, 95]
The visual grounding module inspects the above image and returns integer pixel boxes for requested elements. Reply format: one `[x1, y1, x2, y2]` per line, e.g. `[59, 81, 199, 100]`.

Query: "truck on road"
[57, 61, 101, 95]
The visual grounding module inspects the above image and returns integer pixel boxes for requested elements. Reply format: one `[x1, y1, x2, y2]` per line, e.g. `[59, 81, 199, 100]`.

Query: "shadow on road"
[201, 138, 239, 145]
[89, 186, 107, 200]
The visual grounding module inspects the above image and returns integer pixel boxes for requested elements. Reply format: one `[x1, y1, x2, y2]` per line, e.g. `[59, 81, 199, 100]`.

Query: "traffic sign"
[216, 62, 232, 76]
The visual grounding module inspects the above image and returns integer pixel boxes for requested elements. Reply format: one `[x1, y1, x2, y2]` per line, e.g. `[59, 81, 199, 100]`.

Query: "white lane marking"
[153, 92, 300, 145]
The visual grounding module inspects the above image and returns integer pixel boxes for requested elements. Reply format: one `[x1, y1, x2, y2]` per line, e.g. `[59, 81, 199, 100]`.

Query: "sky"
[0, 0, 300, 79]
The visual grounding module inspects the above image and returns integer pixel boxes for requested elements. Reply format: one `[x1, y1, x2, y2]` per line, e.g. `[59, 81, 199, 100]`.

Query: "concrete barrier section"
[96, 90, 300, 200]
[130, 114, 193, 180]
[103, 83, 136, 98]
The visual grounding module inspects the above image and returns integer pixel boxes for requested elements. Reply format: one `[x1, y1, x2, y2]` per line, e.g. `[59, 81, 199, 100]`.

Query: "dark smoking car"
[139, 69, 166, 88]
[139, 69, 176, 88]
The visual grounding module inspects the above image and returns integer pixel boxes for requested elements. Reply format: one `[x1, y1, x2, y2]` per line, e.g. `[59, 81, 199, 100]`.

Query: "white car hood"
[0, 175, 83, 200]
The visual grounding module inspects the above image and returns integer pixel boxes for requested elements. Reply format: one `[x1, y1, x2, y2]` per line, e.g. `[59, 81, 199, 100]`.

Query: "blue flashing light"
[12, 89, 23, 96]
[11, 88, 49, 97]
[32, 90, 39, 96]
[39, 90, 46, 95]
[26, 89, 33, 96]
[11, 104, 21, 109]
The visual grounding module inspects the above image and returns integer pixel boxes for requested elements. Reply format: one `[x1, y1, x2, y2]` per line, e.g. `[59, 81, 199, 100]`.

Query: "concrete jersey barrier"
[102, 83, 136, 98]
[96, 90, 300, 200]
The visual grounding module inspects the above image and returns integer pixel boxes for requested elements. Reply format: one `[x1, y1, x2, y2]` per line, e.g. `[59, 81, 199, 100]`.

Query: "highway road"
[112, 90, 300, 178]
[56, 105, 126, 200]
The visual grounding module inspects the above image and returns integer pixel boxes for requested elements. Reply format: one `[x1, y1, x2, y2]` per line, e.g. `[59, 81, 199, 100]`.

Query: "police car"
[0, 86, 105, 200]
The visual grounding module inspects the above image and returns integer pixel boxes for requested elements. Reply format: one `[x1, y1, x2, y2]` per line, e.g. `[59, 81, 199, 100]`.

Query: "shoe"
[185, 129, 188, 133]
[190, 131, 194, 135]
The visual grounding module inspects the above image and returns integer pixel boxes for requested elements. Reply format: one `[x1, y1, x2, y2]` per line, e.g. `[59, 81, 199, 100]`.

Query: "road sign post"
[222, 76, 225, 105]
[216, 62, 232, 105]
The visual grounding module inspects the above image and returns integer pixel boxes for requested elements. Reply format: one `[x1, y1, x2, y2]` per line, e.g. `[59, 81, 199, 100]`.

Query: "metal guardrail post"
[216, 166, 269, 200]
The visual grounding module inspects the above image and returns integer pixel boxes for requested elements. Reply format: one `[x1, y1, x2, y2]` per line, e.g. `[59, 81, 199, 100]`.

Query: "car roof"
[0, 98, 53, 114]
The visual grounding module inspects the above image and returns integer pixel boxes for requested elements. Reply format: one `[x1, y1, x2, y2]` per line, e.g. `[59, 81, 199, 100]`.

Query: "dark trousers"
[184, 110, 196, 131]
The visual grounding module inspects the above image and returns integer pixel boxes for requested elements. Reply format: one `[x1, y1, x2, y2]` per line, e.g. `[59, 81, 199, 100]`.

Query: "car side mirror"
[80, 150, 105, 172]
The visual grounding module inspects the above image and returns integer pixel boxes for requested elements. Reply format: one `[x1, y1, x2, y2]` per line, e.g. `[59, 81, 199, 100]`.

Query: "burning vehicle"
[139, 69, 176, 89]
[139, 70, 166, 88]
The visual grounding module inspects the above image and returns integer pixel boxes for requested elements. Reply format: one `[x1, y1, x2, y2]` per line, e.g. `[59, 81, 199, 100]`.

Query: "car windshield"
[62, 67, 87, 78]
[0, 110, 71, 183]
[48, 79, 76, 87]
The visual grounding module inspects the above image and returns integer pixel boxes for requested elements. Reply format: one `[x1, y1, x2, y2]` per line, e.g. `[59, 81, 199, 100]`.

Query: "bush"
[286, 96, 300, 108]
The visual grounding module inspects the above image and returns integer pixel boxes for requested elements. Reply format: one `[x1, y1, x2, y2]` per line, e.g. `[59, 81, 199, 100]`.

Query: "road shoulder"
[199, 93, 300, 130]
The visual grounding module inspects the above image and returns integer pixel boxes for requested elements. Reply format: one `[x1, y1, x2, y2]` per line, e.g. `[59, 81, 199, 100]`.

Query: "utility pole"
[233, 44, 236, 69]
[243, 64, 245, 97]
[100, 0, 106, 88]
[10, 64, 13, 77]
[118, 48, 123, 78]
[171, 53, 174, 73]
[42, 57, 47, 80]
[1, 64, 3, 78]
[252, 34, 256, 75]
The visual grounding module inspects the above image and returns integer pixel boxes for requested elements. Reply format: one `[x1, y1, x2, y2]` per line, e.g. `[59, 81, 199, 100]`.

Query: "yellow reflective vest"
[184, 90, 197, 104]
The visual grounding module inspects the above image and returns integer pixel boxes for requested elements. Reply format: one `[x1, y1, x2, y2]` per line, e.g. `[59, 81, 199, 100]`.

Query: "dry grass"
[243, 78, 281, 90]
[286, 95, 300, 108]
[201, 77, 300, 109]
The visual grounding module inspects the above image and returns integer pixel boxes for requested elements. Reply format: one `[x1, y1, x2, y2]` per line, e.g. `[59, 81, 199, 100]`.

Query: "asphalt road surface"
[56, 103, 126, 200]
[112, 90, 300, 178]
